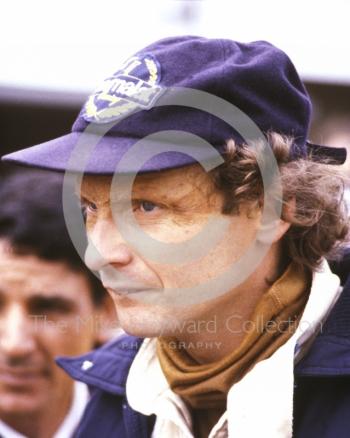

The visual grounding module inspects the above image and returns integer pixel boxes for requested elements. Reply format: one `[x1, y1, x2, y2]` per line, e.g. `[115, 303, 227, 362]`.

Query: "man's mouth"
[0, 366, 48, 386]
[106, 287, 155, 297]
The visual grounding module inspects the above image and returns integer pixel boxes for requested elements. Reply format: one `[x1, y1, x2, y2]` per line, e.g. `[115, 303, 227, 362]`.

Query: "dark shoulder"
[329, 247, 350, 285]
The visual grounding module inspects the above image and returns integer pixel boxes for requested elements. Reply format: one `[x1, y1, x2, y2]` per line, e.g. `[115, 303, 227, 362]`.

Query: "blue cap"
[2, 36, 346, 173]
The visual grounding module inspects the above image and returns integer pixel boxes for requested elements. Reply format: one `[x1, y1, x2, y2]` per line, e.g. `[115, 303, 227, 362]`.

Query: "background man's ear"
[93, 294, 122, 347]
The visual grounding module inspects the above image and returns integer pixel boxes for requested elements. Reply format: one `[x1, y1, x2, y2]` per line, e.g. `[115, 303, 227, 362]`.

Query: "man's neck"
[174, 243, 288, 364]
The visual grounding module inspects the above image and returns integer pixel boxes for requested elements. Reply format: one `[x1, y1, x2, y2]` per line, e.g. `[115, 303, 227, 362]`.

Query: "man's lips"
[0, 367, 48, 386]
[105, 286, 156, 297]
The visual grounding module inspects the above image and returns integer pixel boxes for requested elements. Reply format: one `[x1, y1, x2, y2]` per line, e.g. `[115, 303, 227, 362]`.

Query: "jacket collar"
[296, 276, 350, 377]
[57, 271, 350, 389]
[56, 335, 143, 395]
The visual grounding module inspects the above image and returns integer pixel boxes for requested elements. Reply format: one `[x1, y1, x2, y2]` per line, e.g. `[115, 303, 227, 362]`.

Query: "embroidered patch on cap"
[83, 53, 163, 124]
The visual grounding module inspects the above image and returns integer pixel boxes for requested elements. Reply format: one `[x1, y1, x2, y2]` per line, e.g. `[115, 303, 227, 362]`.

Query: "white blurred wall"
[0, 0, 349, 97]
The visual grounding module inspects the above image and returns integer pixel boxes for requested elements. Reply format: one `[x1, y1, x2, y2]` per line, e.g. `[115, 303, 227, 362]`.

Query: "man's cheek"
[85, 217, 96, 235]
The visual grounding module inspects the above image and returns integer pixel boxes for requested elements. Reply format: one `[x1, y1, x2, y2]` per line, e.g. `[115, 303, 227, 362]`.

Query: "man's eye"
[81, 201, 98, 219]
[87, 201, 98, 213]
[136, 200, 160, 213]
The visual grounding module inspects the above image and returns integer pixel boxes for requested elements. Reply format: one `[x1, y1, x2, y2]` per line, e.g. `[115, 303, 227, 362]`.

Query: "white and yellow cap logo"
[83, 53, 163, 124]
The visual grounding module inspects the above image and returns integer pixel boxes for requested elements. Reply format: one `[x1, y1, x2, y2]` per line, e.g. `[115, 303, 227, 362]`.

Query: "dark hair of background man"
[0, 169, 106, 305]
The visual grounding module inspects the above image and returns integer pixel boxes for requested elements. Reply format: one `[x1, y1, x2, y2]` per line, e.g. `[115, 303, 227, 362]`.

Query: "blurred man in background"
[0, 170, 114, 438]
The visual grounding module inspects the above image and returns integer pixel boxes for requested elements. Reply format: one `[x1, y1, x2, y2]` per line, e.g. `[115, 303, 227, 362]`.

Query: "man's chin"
[117, 312, 162, 338]
[116, 305, 181, 339]
[116, 302, 166, 338]
[121, 325, 160, 339]
[0, 392, 48, 415]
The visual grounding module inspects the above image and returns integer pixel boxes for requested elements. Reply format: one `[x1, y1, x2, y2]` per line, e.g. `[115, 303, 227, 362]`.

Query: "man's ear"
[93, 294, 121, 347]
[256, 198, 295, 245]
[256, 219, 291, 245]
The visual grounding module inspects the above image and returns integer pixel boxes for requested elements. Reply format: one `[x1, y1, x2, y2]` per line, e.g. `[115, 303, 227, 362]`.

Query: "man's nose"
[85, 217, 134, 271]
[0, 305, 36, 359]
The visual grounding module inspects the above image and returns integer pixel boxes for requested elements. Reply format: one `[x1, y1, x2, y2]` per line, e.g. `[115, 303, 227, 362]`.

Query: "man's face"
[81, 164, 264, 337]
[0, 241, 99, 416]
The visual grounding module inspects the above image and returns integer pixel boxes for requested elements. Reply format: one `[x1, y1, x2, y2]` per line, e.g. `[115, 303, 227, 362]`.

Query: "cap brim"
[307, 142, 347, 165]
[3, 134, 346, 175]
[1, 132, 215, 175]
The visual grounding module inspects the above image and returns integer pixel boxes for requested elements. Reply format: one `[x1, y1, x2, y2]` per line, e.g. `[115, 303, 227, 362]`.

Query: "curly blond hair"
[210, 132, 349, 270]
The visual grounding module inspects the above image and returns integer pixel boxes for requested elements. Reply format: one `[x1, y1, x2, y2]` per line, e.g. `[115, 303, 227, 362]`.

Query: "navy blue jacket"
[58, 275, 350, 438]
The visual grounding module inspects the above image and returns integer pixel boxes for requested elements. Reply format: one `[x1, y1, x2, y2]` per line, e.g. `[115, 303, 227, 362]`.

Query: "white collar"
[0, 381, 89, 438]
[126, 260, 341, 438]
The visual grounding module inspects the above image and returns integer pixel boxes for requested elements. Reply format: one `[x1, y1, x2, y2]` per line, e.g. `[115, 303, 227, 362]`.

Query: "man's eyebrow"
[78, 183, 198, 208]
[28, 294, 78, 310]
[78, 186, 129, 204]
[78, 193, 111, 207]
[132, 187, 205, 209]
[75, 184, 96, 200]
[74, 188, 94, 202]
